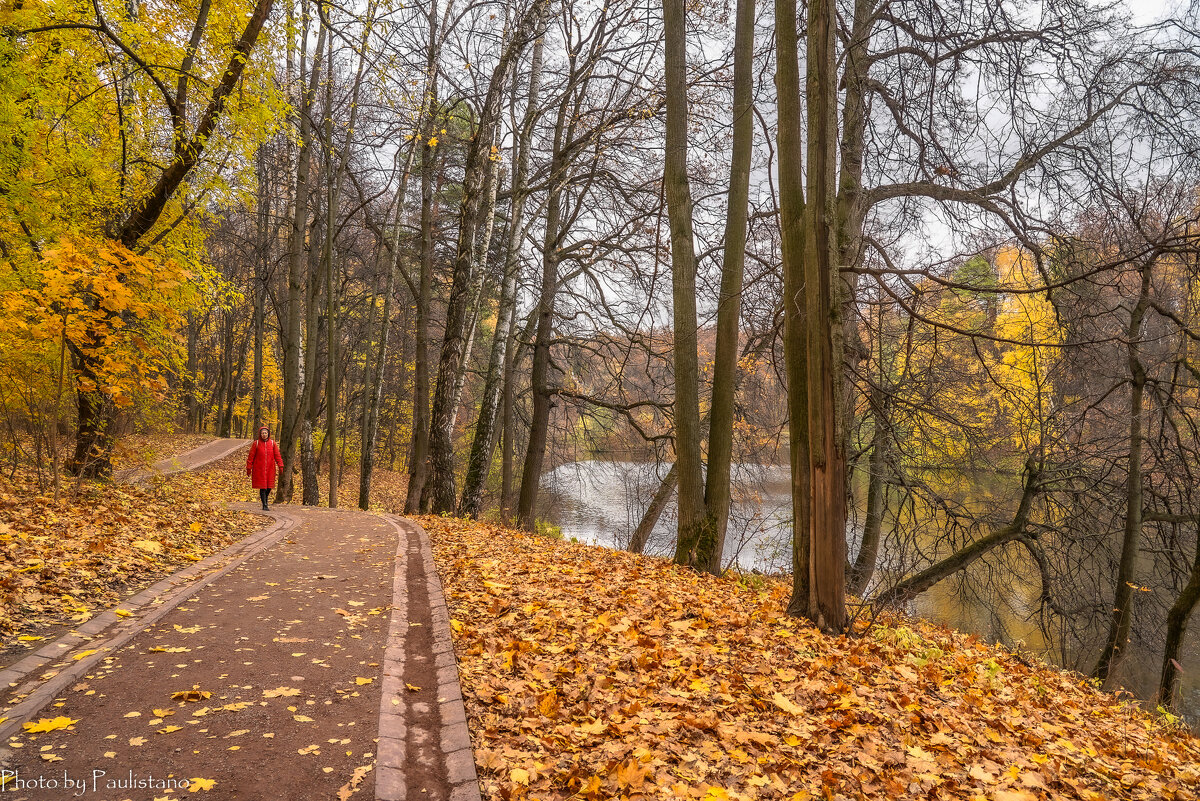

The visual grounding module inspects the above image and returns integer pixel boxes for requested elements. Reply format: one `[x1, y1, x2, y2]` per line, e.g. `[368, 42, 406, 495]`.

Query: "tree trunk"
[460, 33, 545, 519]
[322, 32, 339, 508]
[252, 146, 267, 430]
[185, 313, 200, 432]
[1094, 262, 1153, 685]
[499, 321, 517, 521]
[277, 19, 327, 504]
[663, 0, 705, 568]
[775, 0, 812, 623]
[300, 418, 318, 506]
[425, 8, 540, 514]
[790, 0, 847, 633]
[404, 0, 441, 515]
[848, 388, 889, 597]
[360, 142, 417, 510]
[516, 81, 572, 531]
[630, 462, 678, 554]
[876, 460, 1040, 606]
[699, 0, 755, 575]
[1158, 535, 1200, 709]
[300, 189, 326, 506]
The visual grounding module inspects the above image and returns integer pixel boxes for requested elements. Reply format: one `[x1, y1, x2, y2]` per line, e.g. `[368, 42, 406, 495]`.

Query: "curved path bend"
[0, 441, 479, 801]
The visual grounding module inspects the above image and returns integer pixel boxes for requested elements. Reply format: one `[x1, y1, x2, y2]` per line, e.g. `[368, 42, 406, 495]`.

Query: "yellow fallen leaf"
[187, 777, 216, 792]
[115, 609, 132, 617]
[405, 683, 421, 692]
[510, 768, 530, 785]
[40, 753, 63, 762]
[171, 687, 212, 702]
[294, 715, 315, 723]
[132, 539, 163, 554]
[772, 692, 803, 716]
[158, 725, 183, 734]
[23, 717, 78, 733]
[129, 736, 146, 746]
[263, 687, 301, 698]
[354, 677, 373, 685]
[72, 649, 99, 661]
[153, 708, 175, 717]
[124, 711, 141, 718]
[173, 624, 201, 634]
[18, 635, 44, 641]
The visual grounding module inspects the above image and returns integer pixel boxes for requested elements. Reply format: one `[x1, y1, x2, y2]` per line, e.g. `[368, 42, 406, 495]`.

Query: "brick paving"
[0, 441, 480, 801]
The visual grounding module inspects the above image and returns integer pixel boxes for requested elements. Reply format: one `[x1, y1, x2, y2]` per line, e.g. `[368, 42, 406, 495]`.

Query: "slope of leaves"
[0, 467, 257, 643]
[110, 432, 215, 471]
[425, 516, 1200, 801]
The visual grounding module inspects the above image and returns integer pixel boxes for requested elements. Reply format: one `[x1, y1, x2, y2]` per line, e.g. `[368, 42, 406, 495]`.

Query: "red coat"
[247, 436, 283, 489]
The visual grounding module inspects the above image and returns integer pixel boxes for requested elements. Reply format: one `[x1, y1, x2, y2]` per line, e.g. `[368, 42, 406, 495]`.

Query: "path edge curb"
[375, 515, 410, 801]
[380, 516, 482, 801]
[0, 509, 297, 741]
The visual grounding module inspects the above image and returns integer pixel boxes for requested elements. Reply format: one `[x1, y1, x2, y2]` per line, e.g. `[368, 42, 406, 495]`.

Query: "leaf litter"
[423, 515, 1200, 801]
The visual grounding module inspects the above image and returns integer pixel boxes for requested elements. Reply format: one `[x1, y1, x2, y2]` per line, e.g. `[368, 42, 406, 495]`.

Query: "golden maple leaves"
[425, 515, 1200, 801]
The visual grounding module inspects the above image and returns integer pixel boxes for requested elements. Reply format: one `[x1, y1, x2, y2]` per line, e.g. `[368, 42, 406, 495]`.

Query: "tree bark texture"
[699, 0, 755, 575]
[663, 0, 706, 568]
[459, 31, 545, 519]
[1094, 263, 1152, 685]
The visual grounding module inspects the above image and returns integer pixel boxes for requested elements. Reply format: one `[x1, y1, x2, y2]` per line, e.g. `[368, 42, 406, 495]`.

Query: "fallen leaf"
[23, 717, 78, 733]
[187, 777, 216, 792]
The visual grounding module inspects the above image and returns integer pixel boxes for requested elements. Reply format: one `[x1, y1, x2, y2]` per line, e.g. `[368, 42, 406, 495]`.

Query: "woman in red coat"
[246, 425, 284, 510]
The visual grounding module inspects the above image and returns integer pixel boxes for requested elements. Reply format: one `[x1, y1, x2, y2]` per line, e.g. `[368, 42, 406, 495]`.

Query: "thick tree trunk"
[1094, 263, 1153, 685]
[663, 0, 705, 568]
[460, 34, 545, 519]
[69, 385, 114, 478]
[786, 0, 848, 633]
[699, 0, 755, 575]
[775, 0, 812, 622]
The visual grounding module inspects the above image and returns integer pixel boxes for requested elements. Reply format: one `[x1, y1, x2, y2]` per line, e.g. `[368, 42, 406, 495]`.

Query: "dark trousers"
[259, 488, 270, 508]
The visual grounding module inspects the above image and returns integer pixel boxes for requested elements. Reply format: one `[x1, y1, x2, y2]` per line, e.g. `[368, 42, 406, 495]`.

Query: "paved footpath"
[113, 438, 252, 484]
[0, 445, 480, 801]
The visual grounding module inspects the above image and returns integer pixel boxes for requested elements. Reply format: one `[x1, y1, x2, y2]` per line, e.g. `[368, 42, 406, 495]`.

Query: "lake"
[540, 459, 1200, 725]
